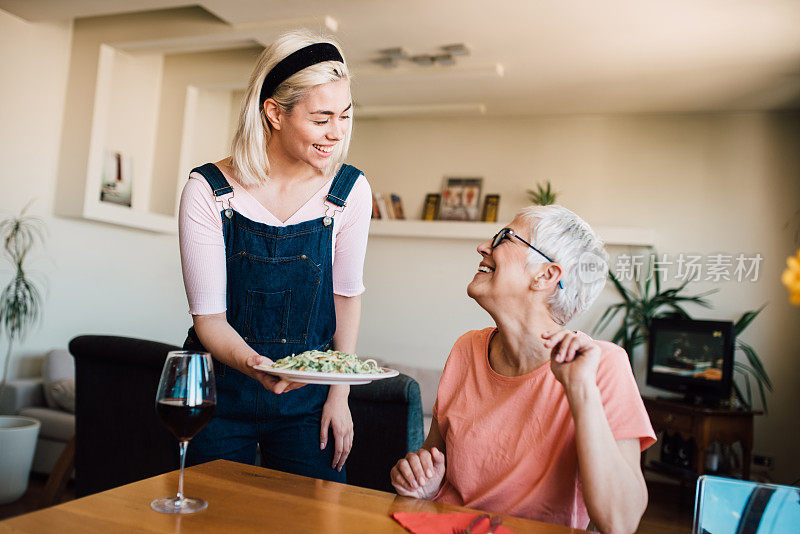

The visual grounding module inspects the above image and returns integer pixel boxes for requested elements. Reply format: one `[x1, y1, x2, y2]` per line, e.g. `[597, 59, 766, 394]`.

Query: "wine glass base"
[150, 496, 208, 514]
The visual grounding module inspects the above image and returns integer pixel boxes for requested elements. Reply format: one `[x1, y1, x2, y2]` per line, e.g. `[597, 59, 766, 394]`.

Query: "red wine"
[157, 398, 216, 440]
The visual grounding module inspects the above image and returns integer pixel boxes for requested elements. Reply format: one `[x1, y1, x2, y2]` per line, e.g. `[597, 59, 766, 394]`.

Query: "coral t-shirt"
[432, 328, 656, 529]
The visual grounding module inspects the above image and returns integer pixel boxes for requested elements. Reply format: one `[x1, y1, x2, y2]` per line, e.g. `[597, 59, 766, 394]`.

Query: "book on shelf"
[374, 192, 390, 219]
[481, 194, 500, 222]
[389, 194, 405, 219]
[422, 193, 441, 221]
[371, 193, 381, 219]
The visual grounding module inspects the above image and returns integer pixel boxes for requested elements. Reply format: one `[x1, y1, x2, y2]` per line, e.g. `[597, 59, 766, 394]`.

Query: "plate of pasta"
[252, 350, 399, 385]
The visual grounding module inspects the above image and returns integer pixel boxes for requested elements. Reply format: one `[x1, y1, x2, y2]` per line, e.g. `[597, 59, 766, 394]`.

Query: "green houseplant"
[0, 203, 45, 504]
[730, 306, 773, 412]
[0, 204, 45, 400]
[593, 263, 773, 412]
[593, 267, 716, 359]
[527, 180, 558, 206]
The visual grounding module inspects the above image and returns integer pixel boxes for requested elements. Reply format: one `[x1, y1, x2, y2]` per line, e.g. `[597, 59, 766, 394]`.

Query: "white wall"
[0, 10, 190, 379]
[0, 11, 71, 215]
[2, 8, 799, 482]
[189, 88, 236, 167]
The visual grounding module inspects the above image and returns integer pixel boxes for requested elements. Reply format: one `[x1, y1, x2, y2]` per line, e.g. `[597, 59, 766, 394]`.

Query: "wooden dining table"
[0, 460, 585, 533]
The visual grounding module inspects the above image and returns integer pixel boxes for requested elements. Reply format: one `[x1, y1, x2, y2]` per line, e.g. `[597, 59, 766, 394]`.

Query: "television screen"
[647, 318, 734, 399]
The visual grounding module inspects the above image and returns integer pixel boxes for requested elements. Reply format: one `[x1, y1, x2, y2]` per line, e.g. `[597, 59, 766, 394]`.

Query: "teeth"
[314, 144, 333, 153]
[478, 266, 494, 273]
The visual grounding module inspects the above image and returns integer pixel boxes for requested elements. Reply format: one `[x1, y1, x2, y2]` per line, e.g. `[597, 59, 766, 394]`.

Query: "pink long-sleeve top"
[179, 168, 372, 316]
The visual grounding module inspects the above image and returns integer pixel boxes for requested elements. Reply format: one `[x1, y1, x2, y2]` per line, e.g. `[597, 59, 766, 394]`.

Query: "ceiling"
[4, 0, 800, 115]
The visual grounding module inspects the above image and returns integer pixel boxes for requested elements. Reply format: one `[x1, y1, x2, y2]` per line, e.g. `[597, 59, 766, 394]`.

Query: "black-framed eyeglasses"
[491, 228, 564, 289]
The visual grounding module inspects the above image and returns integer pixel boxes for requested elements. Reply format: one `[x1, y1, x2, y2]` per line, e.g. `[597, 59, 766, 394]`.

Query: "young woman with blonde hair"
[178, 29, 371, 482]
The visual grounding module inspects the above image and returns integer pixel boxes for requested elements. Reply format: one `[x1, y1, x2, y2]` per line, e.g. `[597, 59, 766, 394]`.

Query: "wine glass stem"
[177, 440, 189, 502]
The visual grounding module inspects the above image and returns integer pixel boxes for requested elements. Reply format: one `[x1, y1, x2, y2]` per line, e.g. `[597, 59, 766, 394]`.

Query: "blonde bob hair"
[231, 29, 352, 186]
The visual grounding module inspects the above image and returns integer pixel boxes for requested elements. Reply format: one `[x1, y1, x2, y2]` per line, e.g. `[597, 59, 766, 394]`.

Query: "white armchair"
[0, 350, 75, 475]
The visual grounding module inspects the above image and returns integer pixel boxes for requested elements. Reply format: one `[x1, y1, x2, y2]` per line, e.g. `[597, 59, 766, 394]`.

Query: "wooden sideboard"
[642, 396, 762, 480]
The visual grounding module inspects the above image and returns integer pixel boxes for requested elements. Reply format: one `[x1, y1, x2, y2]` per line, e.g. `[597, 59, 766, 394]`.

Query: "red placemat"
[392, 512, 515, 533]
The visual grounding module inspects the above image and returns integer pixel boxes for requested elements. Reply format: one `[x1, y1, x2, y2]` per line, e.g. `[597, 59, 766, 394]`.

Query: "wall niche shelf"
[54, 43, 180, 234]
[369, 220, 655, 247]
[55, 14, 337, 234]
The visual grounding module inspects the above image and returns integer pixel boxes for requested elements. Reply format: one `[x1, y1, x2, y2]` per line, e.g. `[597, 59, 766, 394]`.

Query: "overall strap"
[325, 164, 363, 208]
[191, 163, 233, 196]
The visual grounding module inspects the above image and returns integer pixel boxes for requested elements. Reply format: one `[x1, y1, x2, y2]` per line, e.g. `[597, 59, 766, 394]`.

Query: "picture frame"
[481, 194, 500, 222]
[422, 193, 441, 221]
[99, 149, 133, 207]
[438, 177, 483, 221]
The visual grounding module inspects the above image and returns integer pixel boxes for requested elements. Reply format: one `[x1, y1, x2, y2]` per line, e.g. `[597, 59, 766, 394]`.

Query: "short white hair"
[517, 205, 608, 325]
[231, 29, 352, 186]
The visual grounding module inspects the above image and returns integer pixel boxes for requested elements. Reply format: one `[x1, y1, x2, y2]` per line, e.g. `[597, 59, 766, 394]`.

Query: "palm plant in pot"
[0, 203, 45, 504]
[593, 262, 773, 412]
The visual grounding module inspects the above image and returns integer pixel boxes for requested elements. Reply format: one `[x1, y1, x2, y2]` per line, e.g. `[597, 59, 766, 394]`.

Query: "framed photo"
[481, 194, 500, 222]
[422, 193, 441, 221]
[99, 149, 132, 207]
[439, 177, 482, 221]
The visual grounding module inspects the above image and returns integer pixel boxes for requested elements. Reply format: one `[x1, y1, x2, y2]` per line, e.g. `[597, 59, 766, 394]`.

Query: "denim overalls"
[183, 162, 363, 483]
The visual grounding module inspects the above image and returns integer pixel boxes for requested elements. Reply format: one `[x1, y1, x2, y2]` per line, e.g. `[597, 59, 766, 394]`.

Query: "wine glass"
[150, 351, 216, 514]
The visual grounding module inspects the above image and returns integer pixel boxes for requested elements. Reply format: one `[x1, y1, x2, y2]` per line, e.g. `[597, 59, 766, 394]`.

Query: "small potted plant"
[0, 203, 45, 504]
[527, 180, 558, 206]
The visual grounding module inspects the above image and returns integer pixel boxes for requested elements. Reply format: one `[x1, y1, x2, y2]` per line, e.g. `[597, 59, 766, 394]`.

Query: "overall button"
[281, 338, 287, 344]
[323, 216, 332, 226]
[301, 254, 307, 259]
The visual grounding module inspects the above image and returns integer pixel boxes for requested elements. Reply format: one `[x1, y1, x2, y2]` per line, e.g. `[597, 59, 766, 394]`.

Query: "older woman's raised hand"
[542, 329, 602, 392]
[390, 447, 446, 500]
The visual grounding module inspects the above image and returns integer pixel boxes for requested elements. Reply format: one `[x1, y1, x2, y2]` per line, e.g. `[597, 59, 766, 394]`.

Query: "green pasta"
[271, 350, 384, 374]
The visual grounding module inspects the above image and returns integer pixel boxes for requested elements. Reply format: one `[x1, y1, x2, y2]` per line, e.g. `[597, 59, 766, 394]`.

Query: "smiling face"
[467, 216, 563, 316]
[267, 78, 352, 171]
[467, 216, 535, 307]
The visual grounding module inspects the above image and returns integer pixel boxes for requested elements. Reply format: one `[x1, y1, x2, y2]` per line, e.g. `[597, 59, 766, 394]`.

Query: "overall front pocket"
[244, 289, 290, 343]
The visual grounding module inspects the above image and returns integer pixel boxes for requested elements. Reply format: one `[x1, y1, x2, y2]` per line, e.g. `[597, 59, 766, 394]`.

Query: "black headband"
[259, 43, 344, 106]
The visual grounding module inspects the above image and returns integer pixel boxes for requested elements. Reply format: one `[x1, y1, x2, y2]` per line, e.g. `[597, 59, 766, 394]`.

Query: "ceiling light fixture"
[410, 55, 436, 66]
[372, 57, 397, 68]
[377, 47, 409, 59]
[433, 54, 456, 66]
[440, 43, 470, 56]
[371, 43, 472, 69]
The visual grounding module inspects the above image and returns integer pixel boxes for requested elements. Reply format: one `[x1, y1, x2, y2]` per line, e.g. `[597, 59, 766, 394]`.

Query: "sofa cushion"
[42, 349, 75, 409]
[49, 378, 76, 413]
[18, 406, 75, 441]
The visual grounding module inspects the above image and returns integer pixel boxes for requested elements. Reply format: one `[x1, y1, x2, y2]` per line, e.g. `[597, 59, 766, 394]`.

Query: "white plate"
[252, 364, 399, 385]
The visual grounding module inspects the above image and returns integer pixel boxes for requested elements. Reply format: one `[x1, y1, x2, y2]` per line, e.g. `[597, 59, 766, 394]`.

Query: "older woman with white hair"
[178, 29, 371, 482]
[391, 205, 656, 533]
